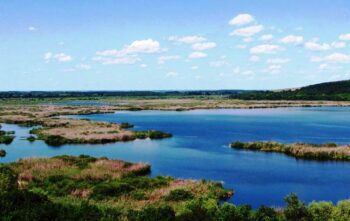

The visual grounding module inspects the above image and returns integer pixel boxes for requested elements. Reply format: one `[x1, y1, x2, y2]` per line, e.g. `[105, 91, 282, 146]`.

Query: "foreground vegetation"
[231, 141, 350, 161]
[1, 155, 233, 220]
[2, 155, 350, 220]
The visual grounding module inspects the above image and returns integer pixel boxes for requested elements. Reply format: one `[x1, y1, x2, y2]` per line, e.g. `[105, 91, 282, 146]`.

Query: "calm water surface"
[1, 107, 350, 207]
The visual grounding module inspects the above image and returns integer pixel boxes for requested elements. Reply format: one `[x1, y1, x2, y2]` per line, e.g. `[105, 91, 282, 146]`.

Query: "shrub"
[27, 136, 36, 142]
[128, 205, 175, 221]
[254, 206, 279, 221]
[120, 122, 134, 129]
[0, 166, 18, 192]
[308, 201, 334, 221]
[284, 193, 309, 221]
[164, 189, 194, 201]
[0, 149, 6, 157]
[0, 135, 15, 144]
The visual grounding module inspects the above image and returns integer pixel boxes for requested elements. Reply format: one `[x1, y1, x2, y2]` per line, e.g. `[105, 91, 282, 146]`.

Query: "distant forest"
[0, 90, 247, 98]
[1, 79, 350, 100]
[229, 80, 350, 101]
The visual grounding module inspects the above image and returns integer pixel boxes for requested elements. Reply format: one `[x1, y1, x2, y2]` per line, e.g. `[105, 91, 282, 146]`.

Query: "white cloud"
[266, 65, 282, 74]
[267, 58, 290, 64]
[188, 51, 207, 59]
[236, 44, 247, 49]
[191, 66, 199, 70]
[192, 42, 217, 50]
[94, 39, 162, 65]
[304, 39, 345, 51]
[339, 33, 350, 41]
[229, 14, 255, 26]
[125, 39, 161, 54]
[241, 70, 254, 76]
[250, 56, 260, 62]
[44, 52, 72, 63]
[140, 64, 147, 68]
[230, 25, 264, 37]
[158, 55, 181, 64]
[280, 35, 304, 45]
[210, 60, 228, 67]
[259, 34, 274, 41]
[319, 63, 329, 70]
[243, 37, 254, 43]
[250, 44, 281, 54]
[166, 72, 178, 77]
[311, 53, 350, 63]
[28, 26, 37, 31]
[76, 64, 91, 70]
[169, 35, 206, 44]
[94, 56, 140, 65]
[331, 42, 346, 49]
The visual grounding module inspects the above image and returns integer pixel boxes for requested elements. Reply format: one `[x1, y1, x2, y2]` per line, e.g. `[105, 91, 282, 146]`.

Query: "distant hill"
[230, 80, 350, 101]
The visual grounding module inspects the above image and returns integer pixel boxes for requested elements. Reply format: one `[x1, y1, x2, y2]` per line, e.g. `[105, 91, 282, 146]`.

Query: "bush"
[0, 149, 6, 157]
[284, 193, 309, 221]
[0, 166, 18, 192]
[0, 135, 15, 144]
[127, 205, 175, 221]
[308, 201, 334, 221]
[27, 136, 36, 142]
[120, 122, 134, 129]
[164, 189, 194, 201]
[134, 130, 172, 139]
[254, 206, 279, 221]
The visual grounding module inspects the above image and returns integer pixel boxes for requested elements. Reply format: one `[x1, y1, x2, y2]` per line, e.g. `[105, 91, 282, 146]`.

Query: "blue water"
[2, 107, 350, 207]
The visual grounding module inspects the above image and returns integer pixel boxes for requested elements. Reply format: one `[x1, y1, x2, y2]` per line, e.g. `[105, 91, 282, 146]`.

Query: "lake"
[1, 107, 350, 207]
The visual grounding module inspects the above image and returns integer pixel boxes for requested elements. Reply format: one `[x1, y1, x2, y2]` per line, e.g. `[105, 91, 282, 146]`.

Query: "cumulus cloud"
[250, 56, 260, 62]
[339, 33, 350, 41]
[229, 14, 255, 26]
[169, 35, 206, 44]
[76, 64, 91, 70]
[267, 58, 290, 64]
[230, 25, 264, 37]
[94, 39, 162, 65]
[158, 55, 181, 64]
[265, 64, 282, 74]
[259, 34, 274, 41]
[192, 42, 217, 50]
[250, 44, 281, 54]
[188, 51, 207, 59]
[280, 35, 304, 45]
[44, 52, 72, 63]
[311, 53, 350, 63]
[304, 39, 345, 51]
[210, 60, 228, 67]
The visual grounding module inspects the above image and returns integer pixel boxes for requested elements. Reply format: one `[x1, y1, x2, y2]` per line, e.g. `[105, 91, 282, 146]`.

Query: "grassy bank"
[231, 141, 350, 161]
[0, 106, 172, 146]
[2, 155, 350, 220]
[0, 155, 233, 220]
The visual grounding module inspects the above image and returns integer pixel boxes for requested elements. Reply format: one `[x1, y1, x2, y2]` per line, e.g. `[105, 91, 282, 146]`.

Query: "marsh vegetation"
[231, 141, 350, 161]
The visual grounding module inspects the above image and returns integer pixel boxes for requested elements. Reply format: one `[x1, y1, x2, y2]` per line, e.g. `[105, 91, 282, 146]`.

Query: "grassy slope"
[231, 79, 350, 101]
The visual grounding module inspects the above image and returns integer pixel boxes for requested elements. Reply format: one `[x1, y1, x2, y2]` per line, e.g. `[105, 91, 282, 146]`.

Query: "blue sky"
[1, 0, 350, 91]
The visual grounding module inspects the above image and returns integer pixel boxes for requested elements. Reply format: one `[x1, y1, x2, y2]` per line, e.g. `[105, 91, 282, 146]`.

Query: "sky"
[1, 0, 350, 91]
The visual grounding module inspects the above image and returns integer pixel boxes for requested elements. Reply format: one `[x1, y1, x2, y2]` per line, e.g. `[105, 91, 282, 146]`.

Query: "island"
[231, 141, 350, 161]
